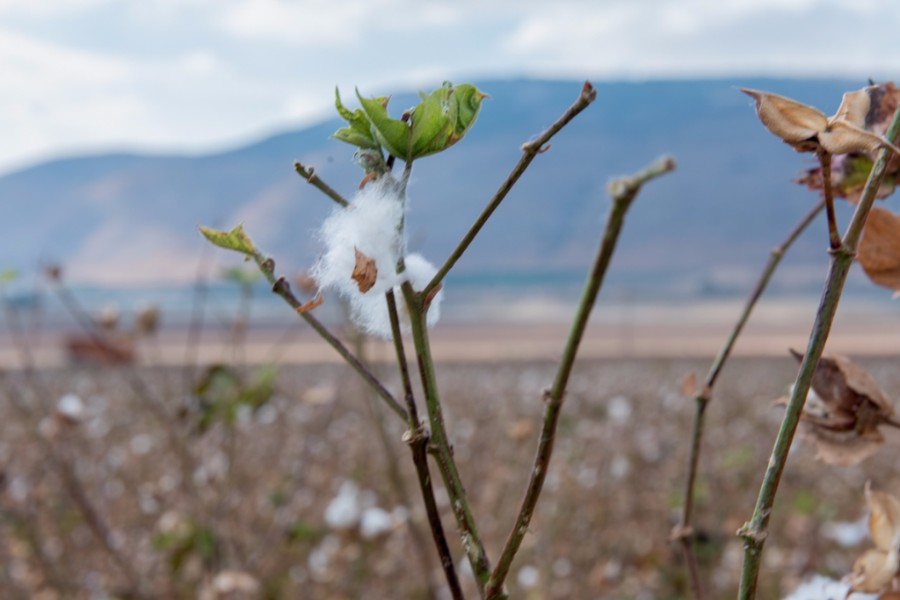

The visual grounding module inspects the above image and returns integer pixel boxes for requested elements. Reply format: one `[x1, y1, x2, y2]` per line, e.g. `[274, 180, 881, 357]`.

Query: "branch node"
[272, 276, 290, 295]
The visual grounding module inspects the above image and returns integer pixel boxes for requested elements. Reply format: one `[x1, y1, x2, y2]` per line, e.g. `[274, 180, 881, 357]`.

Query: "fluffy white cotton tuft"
[312, 176, 404, 299]
[312, 177, 444, 338]
[782, 575, 873, 600]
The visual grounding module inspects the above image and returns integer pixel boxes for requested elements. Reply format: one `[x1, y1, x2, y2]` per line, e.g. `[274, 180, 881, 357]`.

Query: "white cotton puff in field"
[782, 575, 875, 600]
[312, 176, 443, 338]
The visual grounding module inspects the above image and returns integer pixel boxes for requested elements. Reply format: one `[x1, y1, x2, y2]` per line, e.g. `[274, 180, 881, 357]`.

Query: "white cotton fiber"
[312, 176, 405, 299]
[782, 575, 873, 600]
[312, 176, 444, 338]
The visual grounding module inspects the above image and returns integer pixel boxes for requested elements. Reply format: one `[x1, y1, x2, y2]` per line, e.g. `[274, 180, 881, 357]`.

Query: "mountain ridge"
[1, 77, 881, 296]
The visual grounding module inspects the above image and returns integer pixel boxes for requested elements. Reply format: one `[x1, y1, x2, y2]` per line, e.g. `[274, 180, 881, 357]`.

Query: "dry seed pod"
[786, 350, 898, 466]
[741, 87, 900, 155]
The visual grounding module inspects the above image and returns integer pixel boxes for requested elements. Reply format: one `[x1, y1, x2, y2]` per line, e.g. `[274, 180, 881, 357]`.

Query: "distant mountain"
[0, 78, 883, 296]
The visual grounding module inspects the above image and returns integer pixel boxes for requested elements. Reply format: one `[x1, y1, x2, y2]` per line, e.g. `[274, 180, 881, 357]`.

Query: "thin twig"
[672, 198, 825, 599]
[485, 156, 676, 600]
[294, 161, 349, 207]
[264, 270, 408, 422]
[422, 81, 598, 300]
[817, 149, 841, 250]
[737, 105, 900, 599]
[386, 290, 463, 600]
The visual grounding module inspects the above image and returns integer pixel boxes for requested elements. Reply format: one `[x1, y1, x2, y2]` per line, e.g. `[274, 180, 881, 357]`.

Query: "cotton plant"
[310, 173, 442, 337]
[200, 80, 675, 599]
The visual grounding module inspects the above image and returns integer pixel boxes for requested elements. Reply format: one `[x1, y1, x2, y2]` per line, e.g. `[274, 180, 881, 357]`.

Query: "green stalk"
[485, 156, 676, 600]
[737, 105, 900, 599]
[401, 281, 492, 595]
[386, 290, 463, 600]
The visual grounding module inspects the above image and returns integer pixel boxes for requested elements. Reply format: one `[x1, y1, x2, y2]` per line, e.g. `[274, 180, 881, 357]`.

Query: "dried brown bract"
[848, 482, 900, 594]
[296, 290, 324, 314]
[351, 247, 378, 293]
[783, 350, 900, 466]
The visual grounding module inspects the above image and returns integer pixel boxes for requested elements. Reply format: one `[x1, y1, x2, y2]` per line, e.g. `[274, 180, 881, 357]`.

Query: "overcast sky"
[1, 0, 898, 175]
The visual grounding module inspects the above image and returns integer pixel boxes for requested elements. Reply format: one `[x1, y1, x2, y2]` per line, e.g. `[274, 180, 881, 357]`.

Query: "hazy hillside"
[0, 78, 880, 296]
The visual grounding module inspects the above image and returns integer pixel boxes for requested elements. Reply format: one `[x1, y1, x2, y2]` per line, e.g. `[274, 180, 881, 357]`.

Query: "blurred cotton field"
[2, 356, 900, 598]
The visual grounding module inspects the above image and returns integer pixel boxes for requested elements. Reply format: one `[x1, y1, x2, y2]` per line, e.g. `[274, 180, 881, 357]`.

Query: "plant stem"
[737, 105, 900, 599]
[294, 161, 349, 207]
[401, 281, 492, 596]
[422, 81, 598, 300]
[485, 156, 675, 600]
[817, 149, 841, 250]
[386, 290, 464, 600]
[673, 198, 825, 599]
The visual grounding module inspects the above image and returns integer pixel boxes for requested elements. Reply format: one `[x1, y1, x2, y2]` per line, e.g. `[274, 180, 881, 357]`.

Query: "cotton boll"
[312, 176, 405, 300]
[312, 174, 445, 338]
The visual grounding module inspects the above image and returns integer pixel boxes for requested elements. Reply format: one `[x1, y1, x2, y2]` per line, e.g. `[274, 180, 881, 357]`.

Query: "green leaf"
[409, 82, 456, 158]
[449, 83, 486, 142]
[199, 224, 256, 256]
[356, 90, 411, 159]
[407, 82, 486, 159]
[332, 87, 382, 150]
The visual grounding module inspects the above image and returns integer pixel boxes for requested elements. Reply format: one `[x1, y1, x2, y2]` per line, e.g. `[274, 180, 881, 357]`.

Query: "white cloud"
[0, 0, 897, 174]
[0, 0, 112, 17]
[219, 0, 377, 46]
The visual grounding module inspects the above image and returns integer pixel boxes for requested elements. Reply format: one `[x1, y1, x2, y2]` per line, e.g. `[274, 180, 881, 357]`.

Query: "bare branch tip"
[581, 81, 597, 102]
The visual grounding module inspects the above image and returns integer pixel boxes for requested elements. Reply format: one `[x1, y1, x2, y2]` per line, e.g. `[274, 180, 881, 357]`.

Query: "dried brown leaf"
[296, 290, 324, 314]
[741, 88, 827, 147]
[833, 88, 873, 129]
[818, 119, 895, 155]
[351, 247, 377, 293]
[868, 482, 900, 552]
[680, 371, 697, 397]
[849, 484, 900, 594]
[859, 206, 900, 292]
[850, 548, 900, 594]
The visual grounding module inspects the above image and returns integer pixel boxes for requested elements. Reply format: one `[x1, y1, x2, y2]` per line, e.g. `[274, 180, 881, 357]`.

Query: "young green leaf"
[409, 82, 486, 158]
[199, 224, 257, 256]
[409, 83, 456, 158]
[356, 90, 411, 159]
[449, 83, 486, 142]
[332, 87, 382, 150]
